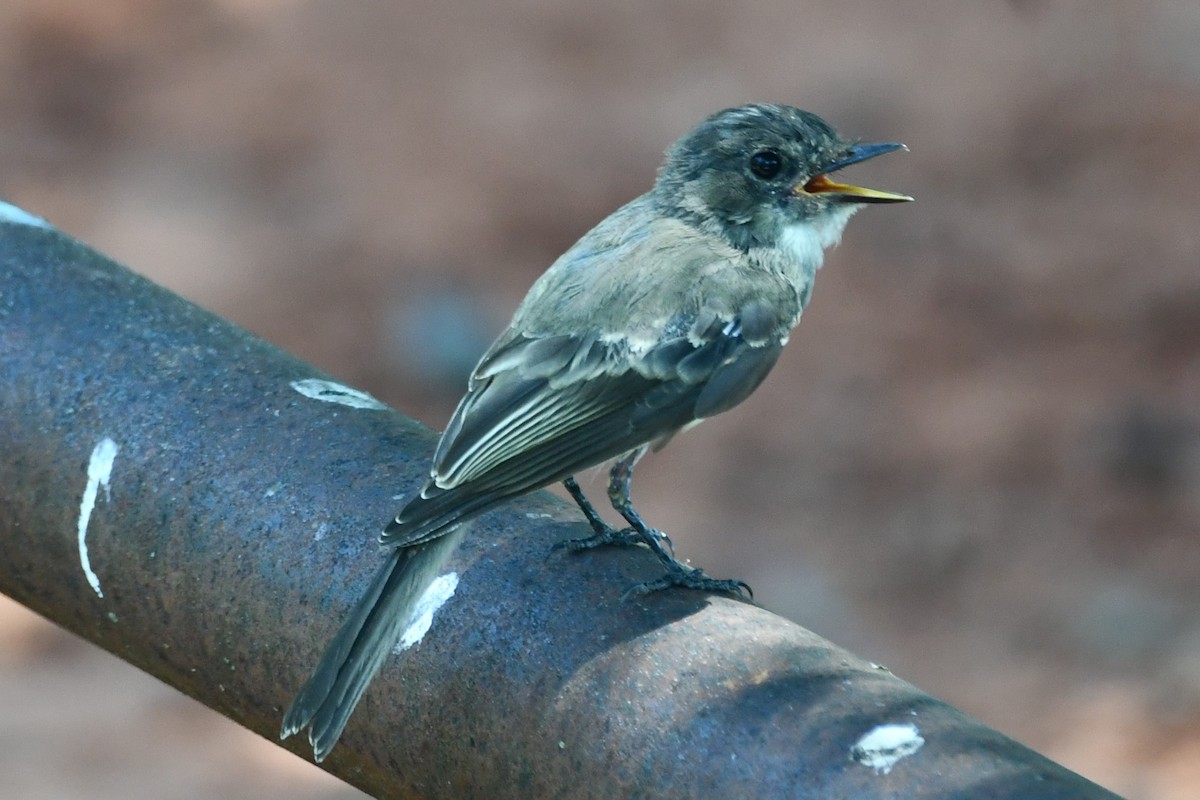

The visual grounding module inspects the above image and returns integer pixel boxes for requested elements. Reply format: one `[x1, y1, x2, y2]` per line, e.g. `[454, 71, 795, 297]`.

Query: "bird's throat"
[777, 206, 857, 272]
[759, 207, 858, 311]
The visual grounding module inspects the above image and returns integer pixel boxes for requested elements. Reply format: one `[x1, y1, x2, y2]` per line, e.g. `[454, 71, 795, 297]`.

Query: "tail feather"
[281, 526, 467, 762]
[381, 482, 522, 548]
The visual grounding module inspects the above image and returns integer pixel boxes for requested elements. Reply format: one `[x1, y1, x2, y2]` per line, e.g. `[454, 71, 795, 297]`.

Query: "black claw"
[622, 565, 753, 601]
[621, 577, 673, 599]
[652, 529, 676, 559]
[551, 525, 643, 554]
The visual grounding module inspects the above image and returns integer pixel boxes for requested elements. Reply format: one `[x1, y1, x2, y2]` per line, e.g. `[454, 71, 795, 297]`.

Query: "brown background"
[2, 1, 1199, 798]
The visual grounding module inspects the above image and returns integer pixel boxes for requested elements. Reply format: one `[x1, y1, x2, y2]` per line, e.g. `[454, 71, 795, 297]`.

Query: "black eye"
[749, 149, 783, 180]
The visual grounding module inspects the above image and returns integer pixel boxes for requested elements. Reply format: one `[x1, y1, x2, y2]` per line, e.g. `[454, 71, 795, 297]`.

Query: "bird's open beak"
[795, 142, 913, 204]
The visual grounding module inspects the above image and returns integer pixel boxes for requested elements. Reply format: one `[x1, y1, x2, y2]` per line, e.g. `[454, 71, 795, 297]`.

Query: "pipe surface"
[0, 204, 1124, 799]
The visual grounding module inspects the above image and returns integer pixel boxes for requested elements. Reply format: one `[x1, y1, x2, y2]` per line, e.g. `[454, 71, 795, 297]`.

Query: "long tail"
[281, 526, 466, 762]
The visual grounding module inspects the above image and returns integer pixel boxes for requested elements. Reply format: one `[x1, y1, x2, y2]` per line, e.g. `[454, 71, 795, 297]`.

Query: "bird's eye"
[748, 149, 783, 180]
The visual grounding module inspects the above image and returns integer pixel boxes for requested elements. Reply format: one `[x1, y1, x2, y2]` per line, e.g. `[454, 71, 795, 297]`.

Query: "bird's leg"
[553, 475, 643, 550]
[606, 449, 752, 600]
[602, 447, 674, 557]
[554, 449, 670, 552]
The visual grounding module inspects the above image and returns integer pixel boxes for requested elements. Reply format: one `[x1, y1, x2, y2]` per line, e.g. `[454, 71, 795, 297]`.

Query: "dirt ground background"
[2, 1, 1199, 798]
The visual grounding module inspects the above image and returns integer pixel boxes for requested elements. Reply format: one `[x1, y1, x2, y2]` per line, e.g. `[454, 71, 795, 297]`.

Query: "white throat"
[761, 206, 859, 311]
[777, 206, 858, 270]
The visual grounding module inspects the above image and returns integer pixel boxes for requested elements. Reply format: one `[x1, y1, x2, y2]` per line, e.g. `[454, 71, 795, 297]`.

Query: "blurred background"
[1, 1, 1198, 797]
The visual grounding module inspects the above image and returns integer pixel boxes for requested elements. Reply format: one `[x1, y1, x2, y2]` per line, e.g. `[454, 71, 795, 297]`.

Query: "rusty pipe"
[0, 202, 1124, 799]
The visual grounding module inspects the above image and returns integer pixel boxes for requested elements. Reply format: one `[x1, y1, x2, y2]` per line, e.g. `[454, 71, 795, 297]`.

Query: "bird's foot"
[557, 472, 745, 598]
[552, 522, 675, 555]
[625, 561, 753, 600]
[556, 477, 676, 555]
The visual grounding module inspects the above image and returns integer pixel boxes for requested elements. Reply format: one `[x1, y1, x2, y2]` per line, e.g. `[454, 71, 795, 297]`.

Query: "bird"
[281, 103, 912, 761]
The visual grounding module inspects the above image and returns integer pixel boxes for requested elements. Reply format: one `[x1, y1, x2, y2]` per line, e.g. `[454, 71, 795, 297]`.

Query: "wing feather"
[382, 315, 786, 548]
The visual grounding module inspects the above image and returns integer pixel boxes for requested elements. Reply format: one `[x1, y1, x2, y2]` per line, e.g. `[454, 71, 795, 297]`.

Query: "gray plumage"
[282, 103, 911, 761]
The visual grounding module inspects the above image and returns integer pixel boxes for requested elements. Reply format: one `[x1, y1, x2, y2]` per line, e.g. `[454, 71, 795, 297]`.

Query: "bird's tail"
[281, 526, 466, 762]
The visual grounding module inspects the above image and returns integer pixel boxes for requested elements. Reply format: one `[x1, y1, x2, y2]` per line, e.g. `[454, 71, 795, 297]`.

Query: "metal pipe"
[0, 202, 1124, 799]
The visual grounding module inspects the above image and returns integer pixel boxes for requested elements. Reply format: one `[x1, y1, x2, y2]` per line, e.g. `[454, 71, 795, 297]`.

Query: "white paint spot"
[394, 572, 459, 652]
[78, 438, 120, 598]
[290, 378, 388, 410]
[850, 722, 925, 774]
[0, 199, 52, 229]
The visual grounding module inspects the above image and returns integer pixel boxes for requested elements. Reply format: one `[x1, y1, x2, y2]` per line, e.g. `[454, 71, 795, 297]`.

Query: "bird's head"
[654, 104, 911, 253]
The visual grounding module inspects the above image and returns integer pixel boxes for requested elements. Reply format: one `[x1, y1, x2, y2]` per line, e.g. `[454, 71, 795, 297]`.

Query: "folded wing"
[381, 303, 786, 548]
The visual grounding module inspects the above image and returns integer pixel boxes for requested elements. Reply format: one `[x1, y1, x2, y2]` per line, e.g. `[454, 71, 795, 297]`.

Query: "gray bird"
[282, 103, 911, 761]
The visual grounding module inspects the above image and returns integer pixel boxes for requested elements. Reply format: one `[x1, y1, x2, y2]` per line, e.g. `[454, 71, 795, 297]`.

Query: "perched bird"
[282, 103, 911, 761]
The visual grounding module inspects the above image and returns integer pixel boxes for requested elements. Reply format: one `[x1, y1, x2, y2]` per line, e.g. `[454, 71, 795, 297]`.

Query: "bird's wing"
[381, 299, 788, 548]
